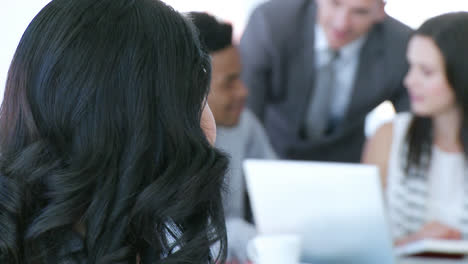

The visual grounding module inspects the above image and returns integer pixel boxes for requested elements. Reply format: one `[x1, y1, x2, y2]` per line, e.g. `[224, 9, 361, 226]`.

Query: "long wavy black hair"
[404, 12, 468, 177]
[0, 0, 228, 263]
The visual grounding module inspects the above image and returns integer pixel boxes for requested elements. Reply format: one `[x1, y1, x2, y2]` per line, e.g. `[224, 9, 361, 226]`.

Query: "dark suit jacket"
[240, 0, 412, 162]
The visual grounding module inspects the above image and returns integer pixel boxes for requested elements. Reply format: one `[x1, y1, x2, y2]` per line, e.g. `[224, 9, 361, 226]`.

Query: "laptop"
[243, 159, 395, 264]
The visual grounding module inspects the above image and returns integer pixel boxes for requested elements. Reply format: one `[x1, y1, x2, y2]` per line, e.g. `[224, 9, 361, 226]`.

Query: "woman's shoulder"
[361, 113, 413, 182]
[393, 112, 413, 128]
[373, 112, 413, 140]
[387, 112, 414, 145]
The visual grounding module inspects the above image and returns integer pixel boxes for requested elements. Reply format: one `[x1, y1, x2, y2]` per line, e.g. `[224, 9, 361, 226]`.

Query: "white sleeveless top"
[386, 113, 468, 240]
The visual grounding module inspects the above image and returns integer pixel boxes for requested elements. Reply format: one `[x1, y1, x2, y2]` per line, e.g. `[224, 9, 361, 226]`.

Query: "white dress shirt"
[314, 24, 367, 121]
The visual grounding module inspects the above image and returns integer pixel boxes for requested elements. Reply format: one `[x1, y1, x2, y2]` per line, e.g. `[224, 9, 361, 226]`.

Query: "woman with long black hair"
[0, 0, 228, 263]
[363, 12, 468, 246]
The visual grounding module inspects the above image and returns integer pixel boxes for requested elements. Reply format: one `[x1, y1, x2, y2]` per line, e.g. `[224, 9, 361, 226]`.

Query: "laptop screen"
[243, 159, 395, 264]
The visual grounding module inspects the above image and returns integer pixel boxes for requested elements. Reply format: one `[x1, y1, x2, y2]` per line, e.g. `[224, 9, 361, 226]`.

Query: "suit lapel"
[341, 25, 385, 128]
[291, 2, 320, 134]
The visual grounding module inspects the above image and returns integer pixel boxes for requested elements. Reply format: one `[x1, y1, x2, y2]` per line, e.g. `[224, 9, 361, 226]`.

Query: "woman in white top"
[362, 12, 468, 246]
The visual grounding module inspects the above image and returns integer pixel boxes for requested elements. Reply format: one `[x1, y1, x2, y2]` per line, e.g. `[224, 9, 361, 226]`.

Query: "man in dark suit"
[240, 0, 412, 162]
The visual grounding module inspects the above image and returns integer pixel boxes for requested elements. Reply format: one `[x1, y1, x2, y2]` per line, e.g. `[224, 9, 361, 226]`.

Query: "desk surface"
[295, 258, 467, 264]
[398, 257, 467, 264]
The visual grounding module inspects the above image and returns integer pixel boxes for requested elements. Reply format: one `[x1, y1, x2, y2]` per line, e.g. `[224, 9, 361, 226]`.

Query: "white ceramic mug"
[247, 234, 301, 264]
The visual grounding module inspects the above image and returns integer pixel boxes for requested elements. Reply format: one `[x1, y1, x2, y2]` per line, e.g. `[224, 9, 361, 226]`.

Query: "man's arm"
[240, 6, 274, 122]
[384, 17, 413, 112]
[390, 79, 410, 112]
[244, 109, 277, 159]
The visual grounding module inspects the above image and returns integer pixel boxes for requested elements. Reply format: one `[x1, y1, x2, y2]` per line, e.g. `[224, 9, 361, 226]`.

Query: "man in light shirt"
[241, 0, 412, 162]
[190, 12, 277, 263]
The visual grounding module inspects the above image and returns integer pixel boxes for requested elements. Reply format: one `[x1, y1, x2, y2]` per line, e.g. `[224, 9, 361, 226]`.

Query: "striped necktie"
[305, 49, 340, 138]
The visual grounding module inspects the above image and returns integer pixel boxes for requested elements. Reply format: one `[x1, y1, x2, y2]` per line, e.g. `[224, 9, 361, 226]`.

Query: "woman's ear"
[201, 103, 217, 145]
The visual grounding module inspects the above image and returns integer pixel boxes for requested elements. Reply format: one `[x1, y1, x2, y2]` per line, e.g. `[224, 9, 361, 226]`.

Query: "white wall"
[386, 0, 468, 28]
[0, 0, 52, 102]
[162, 0, 267, 39]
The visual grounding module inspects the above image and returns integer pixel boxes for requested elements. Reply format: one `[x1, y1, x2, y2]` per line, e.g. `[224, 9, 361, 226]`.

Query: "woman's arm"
[394, 221, 462, 246]
[363, 123, 463, 246]
[361, 122, 394, 189]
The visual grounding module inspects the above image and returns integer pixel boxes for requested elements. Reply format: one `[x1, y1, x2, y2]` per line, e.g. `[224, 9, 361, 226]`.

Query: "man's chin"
[328, 33, 354, 49]
[217, 117, 241, 128]
[329, 39, 350, 49]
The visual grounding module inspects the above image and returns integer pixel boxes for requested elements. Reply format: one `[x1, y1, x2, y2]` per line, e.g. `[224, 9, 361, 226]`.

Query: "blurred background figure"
[0, 0, 229, 262]
[363, 12, 468, 246]
[240, 0, 412, 162]
[190, 12, 277, 263]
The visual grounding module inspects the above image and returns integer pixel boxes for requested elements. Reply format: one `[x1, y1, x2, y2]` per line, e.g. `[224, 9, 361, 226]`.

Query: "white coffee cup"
[247, 234, 301, 264]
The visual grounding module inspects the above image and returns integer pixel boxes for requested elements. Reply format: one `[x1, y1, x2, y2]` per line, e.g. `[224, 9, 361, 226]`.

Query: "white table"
[398, 257, 468, 264]
[297, 257, 467, 264]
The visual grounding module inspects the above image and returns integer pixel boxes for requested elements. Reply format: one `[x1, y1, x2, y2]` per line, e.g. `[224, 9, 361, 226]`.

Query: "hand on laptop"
[395, 221, 462, 246]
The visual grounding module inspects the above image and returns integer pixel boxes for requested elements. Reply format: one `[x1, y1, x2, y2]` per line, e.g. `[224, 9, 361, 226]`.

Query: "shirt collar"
[314, 24, 367, 60]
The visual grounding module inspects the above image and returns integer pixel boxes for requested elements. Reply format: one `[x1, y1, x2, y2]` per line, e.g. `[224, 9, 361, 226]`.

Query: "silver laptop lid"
[243, 159, 395, 264]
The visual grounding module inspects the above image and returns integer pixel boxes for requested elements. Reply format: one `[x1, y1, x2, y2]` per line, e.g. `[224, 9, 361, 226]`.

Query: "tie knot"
[329, 49, 340, 61]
